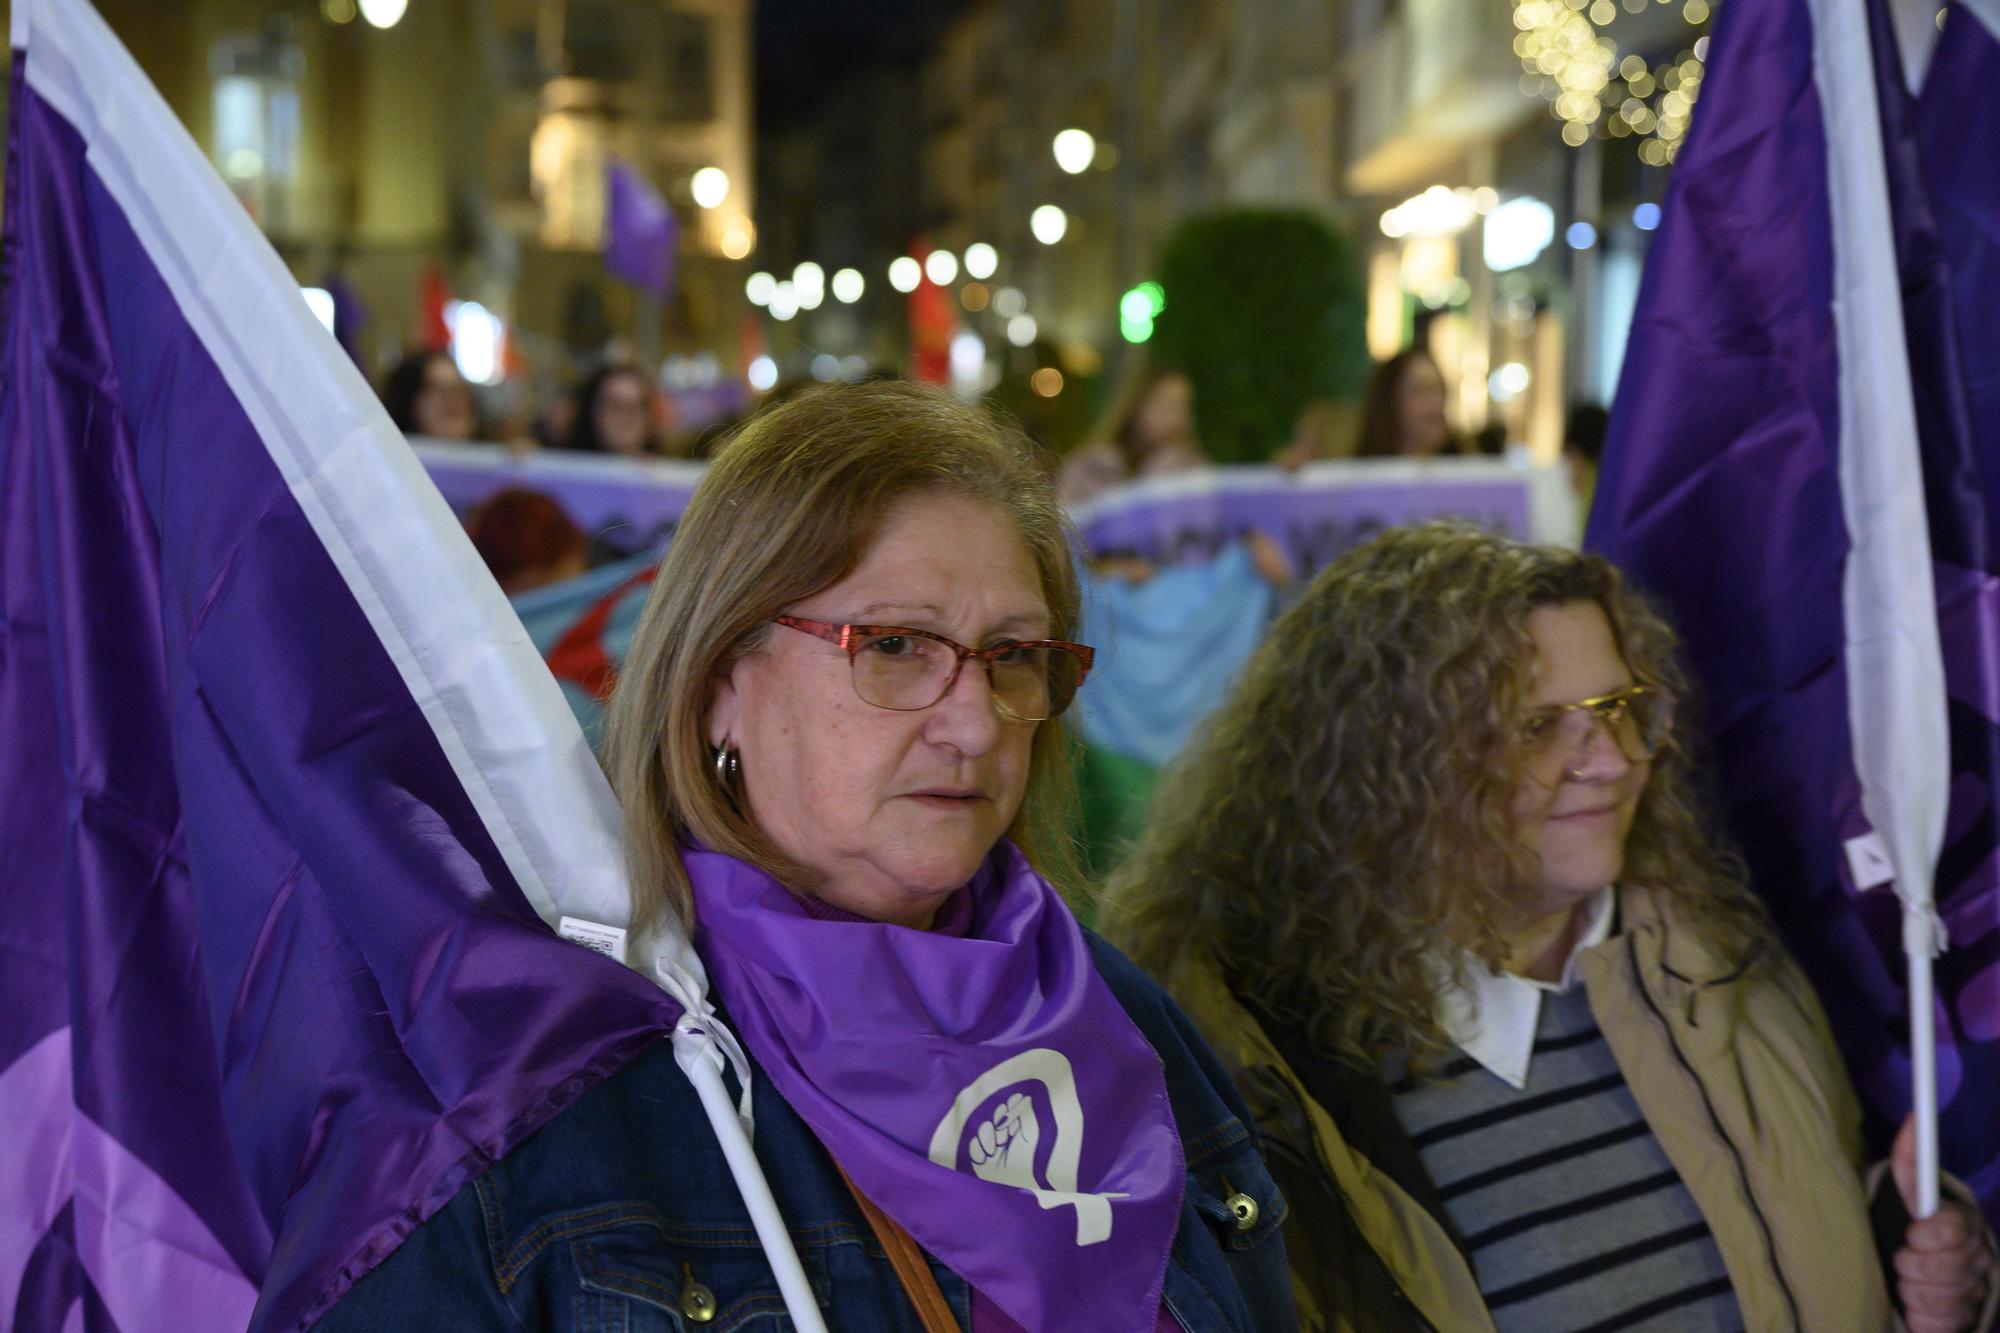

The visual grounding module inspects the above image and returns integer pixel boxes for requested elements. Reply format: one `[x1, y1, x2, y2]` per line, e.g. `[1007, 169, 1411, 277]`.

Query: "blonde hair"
[1101, 521, 1771, 1072]
[601, 381, 1083, 931]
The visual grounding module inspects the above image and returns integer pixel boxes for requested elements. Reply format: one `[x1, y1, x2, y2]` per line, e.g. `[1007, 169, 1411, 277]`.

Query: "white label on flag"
[1844, 831, 1896, 891]
[558, 916, 629, 963]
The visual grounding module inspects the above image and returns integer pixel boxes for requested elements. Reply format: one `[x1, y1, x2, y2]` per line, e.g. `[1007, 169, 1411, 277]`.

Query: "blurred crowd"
[391, 339, 1613, 600]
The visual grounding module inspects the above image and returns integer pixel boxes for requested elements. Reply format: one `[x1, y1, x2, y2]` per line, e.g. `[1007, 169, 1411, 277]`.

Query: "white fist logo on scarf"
[968, 1092, 1041, 1188]
[930, 1049, 1128, 1245]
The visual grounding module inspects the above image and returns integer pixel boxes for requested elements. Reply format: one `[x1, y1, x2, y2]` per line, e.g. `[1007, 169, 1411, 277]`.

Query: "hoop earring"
[713, 743, 741, 789]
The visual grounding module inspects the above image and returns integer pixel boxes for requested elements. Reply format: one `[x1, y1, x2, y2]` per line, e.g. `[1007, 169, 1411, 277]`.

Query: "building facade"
[84, 0, 754, 411]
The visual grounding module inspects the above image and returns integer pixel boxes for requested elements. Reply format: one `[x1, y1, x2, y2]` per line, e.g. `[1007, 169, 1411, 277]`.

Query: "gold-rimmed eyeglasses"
[1522, 684, 1673, 782]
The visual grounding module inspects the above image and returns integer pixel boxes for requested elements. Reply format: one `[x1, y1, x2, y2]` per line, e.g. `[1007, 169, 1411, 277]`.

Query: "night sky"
[754, 0, 967, 132]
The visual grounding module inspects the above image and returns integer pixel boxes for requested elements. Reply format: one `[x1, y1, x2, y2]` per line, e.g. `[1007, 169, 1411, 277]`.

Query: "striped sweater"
[1390, 985, 1743, 1332]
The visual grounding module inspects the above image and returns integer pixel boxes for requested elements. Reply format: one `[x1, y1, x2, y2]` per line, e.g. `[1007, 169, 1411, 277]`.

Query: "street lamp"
[691, 167, 729, 209]
[1052, 129, 1095, 175]
[832, 268, 865, 303]
[358, 0, 407, 29]
[963, 242, 998, 280]
[924, 250, 959, 286]
[888, 257, 923, 293]
[1030, 205, 1067, 245]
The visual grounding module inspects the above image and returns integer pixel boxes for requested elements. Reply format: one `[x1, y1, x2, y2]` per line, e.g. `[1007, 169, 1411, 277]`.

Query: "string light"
[1513, 0, 1710, 164]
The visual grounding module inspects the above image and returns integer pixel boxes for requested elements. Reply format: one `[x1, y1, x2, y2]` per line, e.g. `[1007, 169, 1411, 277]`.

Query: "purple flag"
[1588, 0, 2000, 1214]
[0, 2, 704, 1327]
[605, 160, 678, 301]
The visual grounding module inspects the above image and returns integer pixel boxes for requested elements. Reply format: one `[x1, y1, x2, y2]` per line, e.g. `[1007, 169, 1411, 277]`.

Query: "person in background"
[466, 487, 590, 596]
[1274, 400, 1361, 470]
[1564, 403, 1611, 533]
[383, 348, 481, 441]
[1353, 348, 1464, 459]
[1059, 366, 1209, 507]
[318, 381, 1297, 1332]
[1104, 522, 1996, 1333]
[564, 364, 665, 456]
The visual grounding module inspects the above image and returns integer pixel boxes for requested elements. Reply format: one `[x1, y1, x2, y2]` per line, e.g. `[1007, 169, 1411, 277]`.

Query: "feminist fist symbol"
[967, 1092, 1041, 1190]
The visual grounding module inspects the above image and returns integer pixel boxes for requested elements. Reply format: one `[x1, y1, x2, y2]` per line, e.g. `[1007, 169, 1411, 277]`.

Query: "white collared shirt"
[1437, 886, 1617, 1090]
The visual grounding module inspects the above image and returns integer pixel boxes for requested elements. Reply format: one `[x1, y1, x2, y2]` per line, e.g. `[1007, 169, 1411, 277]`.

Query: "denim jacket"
[315, 933, 1297, 1331]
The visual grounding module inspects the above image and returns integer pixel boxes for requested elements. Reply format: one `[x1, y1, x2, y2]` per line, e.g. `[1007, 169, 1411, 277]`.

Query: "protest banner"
[1068, 458, 1577, 575]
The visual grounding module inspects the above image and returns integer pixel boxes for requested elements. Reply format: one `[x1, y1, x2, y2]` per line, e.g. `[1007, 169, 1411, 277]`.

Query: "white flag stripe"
[1807, 0, 1952, 1214]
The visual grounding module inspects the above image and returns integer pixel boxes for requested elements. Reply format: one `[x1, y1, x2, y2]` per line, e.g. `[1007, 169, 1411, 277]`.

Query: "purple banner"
[414, 439, 703, 552]
[1070, 461, 1574, 575]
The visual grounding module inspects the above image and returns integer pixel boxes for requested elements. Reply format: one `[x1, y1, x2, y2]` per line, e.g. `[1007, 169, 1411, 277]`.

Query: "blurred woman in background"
[1059, 366, 1209, 507]
[382, 348, 481, 441]
[466, 487, 589, 595]
[1353, 349, 1462, 459]
[565, 364, 665, 456]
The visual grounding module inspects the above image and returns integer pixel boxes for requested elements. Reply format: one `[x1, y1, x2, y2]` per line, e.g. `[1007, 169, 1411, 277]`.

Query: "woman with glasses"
[1103, 522, 1995, 1333]
[319, 381, 1296, 1332]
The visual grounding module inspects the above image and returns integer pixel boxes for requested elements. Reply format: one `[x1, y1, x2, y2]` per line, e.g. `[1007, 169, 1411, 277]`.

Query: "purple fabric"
[1075, 469, 1535, 576]
[605, 160, 677, 301]
[1587, 0, 2000, 1216]
[0, 47, 678, 1332]
[689, 841, 1184, 1332]
[414, 440, 698, 549]
[1883, 0, 2000, 1204]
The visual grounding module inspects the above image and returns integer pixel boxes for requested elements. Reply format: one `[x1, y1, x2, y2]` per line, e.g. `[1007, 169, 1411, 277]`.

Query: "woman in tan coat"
[1103, 522, 1995, 1332]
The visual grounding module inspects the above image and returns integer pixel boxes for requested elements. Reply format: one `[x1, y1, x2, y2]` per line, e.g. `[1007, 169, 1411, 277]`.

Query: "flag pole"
[686, 1055, 831, 1332]
[1907, 910, 1942, 1216]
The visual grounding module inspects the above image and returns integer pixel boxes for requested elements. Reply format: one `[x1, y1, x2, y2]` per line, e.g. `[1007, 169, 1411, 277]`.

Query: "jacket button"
[1225, 1191, 1259, 1231]
[680, 1280, 718, 1323]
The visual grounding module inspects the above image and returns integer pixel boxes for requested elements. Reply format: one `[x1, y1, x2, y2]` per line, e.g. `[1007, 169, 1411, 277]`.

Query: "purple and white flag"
[1588, 0, 2000, 1216]
[0, 2, 770, 1327]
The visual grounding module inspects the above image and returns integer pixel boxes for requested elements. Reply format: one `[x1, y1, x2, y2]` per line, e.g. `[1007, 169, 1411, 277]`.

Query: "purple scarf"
[688, 841, 1184, 1332]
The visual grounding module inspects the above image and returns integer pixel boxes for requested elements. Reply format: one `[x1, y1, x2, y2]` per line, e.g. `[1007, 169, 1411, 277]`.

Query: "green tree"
[1150, 209, 1370, 462]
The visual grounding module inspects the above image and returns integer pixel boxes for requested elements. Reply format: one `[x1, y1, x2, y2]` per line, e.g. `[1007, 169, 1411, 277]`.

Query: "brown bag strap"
[834, 1161, 962, 1333]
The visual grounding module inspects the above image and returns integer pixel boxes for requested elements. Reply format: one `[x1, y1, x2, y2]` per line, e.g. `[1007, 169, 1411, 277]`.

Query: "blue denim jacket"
[316, 934, 1295, 1331]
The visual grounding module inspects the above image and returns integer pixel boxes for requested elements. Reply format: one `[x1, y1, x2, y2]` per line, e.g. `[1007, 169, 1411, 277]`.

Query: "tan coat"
[1170, 884, 1992, 1333]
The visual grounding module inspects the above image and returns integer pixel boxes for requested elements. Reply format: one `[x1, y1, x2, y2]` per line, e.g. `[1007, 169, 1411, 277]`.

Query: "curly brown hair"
[1100, 521, 1771, 1072]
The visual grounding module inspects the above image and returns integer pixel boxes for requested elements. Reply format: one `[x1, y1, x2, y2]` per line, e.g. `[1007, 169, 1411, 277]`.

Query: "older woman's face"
[708, 493, 1045, 927]
[1508, 600, 1650, 924]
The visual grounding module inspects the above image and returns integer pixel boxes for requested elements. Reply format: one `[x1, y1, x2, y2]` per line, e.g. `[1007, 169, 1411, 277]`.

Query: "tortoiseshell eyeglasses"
[773, 616, 1094, 722]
